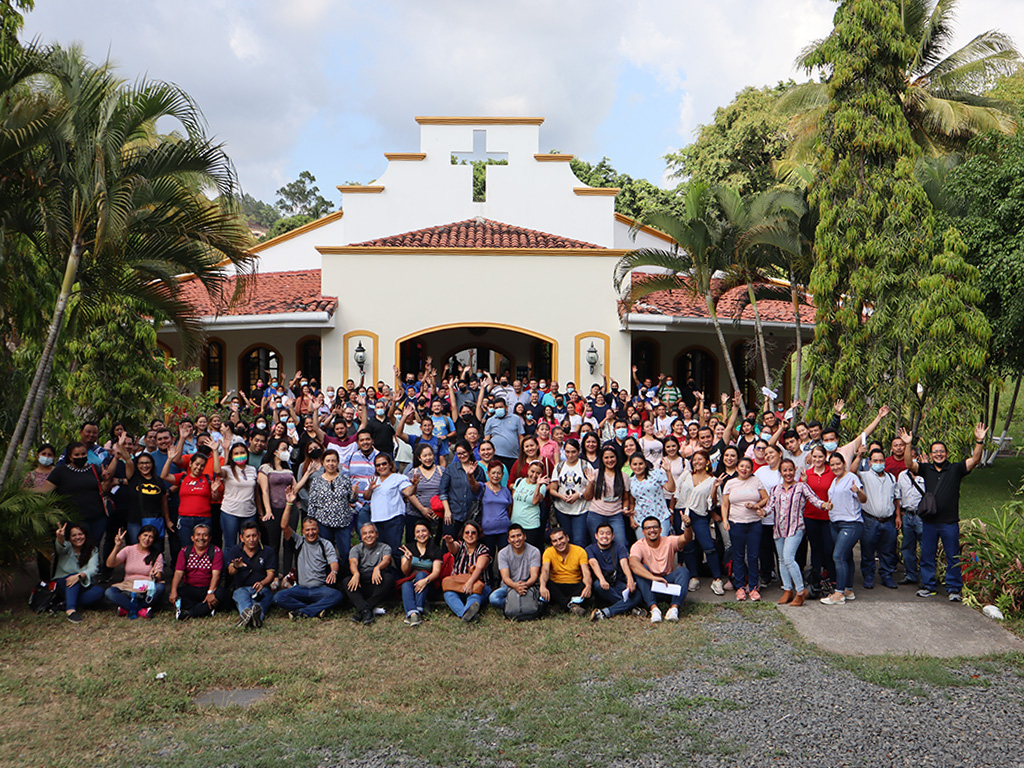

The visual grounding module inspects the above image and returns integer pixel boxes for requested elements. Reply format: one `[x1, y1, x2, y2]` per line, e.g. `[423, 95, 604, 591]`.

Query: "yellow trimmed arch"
[394, 322, 558, 380]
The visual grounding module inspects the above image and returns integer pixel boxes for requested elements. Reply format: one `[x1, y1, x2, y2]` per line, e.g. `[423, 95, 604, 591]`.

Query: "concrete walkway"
[688, 573, 1024, 657]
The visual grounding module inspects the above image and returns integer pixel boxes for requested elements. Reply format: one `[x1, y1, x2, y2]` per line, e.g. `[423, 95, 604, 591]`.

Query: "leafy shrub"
[960, 501, 1024, 615]
[0, 481, 67, 596]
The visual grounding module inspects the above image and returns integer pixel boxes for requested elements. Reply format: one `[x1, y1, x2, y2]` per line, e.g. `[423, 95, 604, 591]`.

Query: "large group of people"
[28, 358, 986, 626]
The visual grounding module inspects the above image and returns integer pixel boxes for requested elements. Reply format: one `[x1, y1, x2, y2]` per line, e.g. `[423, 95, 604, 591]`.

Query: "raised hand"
[897, 427, 913, 446]
[114, 528, 127, 548]
[833, 399, 845, 415]
[878, 404, 890, 419]
[56, 522, 67, 541]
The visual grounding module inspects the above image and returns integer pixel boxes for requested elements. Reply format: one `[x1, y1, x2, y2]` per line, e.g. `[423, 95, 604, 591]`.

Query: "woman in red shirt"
[162, 445, 221, 552]
[802, 445, 835, 592]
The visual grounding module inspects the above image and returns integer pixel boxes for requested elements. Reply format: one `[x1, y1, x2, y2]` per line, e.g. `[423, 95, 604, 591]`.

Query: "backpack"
[504, 585, 542, 622]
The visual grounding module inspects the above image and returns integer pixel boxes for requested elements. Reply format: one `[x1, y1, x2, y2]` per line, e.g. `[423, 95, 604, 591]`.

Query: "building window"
[299, 338, 321, 383]
[241, 346, 279, 393]
[677, 348, 716, 397]
[631, 339, 659, 382]
[531, 340, 553, 381]
[203, 341, 225, 392]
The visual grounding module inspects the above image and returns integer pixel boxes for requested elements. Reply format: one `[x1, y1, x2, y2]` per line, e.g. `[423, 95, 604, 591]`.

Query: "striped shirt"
[768, 481, 827, 539]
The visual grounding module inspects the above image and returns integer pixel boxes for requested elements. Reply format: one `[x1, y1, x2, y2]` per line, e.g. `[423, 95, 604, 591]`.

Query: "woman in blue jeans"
[105, 525, 165, 618]
[677, 450, 724, 594]
[821, 452, 867, 606]
[721, 458, 769, 601]
[441, 521, 492, 622]
[583, 446, 630, 545]
[52, 523, 104, 622]
[398, 521, 443, 626]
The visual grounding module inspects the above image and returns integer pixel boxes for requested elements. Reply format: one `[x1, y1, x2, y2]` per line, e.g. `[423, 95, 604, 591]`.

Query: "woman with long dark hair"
[104, 525, 165, 618]
[52, 522, 104, 622]
[583, 446, 629, 544]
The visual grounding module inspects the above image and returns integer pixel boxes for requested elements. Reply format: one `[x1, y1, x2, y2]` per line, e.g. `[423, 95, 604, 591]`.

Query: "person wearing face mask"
[218, 445, 260, 550]
[449, 380, 482, 439]
[659, 375, 681, 407]
[24, 443, 57, 489]
[37, 442, 113, 549]
[358, 393, 398, 456]
[483, 396, 525, 471]
[856, 448, 901, 590]
[259, 438, 298, 588]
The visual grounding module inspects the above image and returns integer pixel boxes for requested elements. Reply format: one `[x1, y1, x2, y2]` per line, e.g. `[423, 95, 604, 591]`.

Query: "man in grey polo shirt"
[273, 518, 343, 619]
[483, 395, 524, 471]
[346, 523, 394, 625]
[858, 448, 901, 590]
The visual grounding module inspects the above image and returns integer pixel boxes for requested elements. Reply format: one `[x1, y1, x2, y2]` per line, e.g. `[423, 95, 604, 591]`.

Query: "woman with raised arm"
[819, 452, 867, 606]
[721, 457, 769, 602]
[105, 525, 165, 618]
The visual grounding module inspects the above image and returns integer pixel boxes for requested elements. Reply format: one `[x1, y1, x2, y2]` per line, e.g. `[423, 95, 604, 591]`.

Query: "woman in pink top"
[721, 458, 768, 601]
[104, 525, 165, 618]
[767, 459, 830, 607]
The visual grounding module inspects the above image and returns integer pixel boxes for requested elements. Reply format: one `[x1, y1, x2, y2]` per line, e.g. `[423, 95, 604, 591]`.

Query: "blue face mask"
[871, 463, 886, 474]
[615, 428, 628, 440]
[495, 408, 506, 419]
[823, 441, 838, 452]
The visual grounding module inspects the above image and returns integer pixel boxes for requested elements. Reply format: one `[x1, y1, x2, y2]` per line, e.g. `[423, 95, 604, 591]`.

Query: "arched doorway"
[396, 323, 557, 382]
[675, 347, 717, 400]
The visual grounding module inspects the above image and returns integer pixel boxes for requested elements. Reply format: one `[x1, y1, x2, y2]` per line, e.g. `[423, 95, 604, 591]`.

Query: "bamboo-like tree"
[0, 45, 254, 486]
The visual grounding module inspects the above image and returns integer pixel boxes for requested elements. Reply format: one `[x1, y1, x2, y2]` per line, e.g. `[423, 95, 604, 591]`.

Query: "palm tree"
[0, 45, 254, 486]
[713, 186, 806, 405]
[614, 182, 745, 398]
[779, 0, 1020, 173]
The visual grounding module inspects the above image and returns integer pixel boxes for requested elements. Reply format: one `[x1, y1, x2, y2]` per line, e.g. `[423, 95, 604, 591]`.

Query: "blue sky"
[21, 0, 1024, 205]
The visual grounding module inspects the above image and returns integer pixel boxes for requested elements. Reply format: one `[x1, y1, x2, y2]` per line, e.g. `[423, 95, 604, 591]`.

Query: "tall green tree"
[665, 82, 794, 195]
[275, 170, 335, 218]
[805, 0, 990, 447]
[569, 156, 684, 220]
[781, 0, 1020, 172]
[0, 45, 255, 486]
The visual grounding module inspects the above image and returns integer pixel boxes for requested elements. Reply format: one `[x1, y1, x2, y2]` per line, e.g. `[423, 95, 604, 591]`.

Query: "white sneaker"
[688, 578, 700, 592]
[650, 606, 663, 624]
[373, 607, 386, 616]
[710, 579, 725, 596]
[665, 605, 679, 622]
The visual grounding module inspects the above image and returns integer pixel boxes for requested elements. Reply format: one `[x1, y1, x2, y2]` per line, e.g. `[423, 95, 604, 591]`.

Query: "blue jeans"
[682, 514, 722, 579]
[860, 516, 898, 585]
[232, 586, 274, 616]
[178, 516, 212, 550]
[273, 585, 344, 617]
[444, 585, 490, 617]
[586, 511, 628, 547]
[375, 516, 405, 566]
[55, 576, 104, 611]
[221, 512, 257, 551]
[401, 571, 432, 615]
[637, 566, 690, 608]
[316, 520, 354, 565]
[105, 583, 166, 615]
[592, 579, 643, 616]
[901, 512, 923, 581]
[355, 505, 372, 536]
[830, 520, 864, 592]
[774, 532, 804, 593]
[729, 521, 761, 590]
[554, 511, 589, 547]
[921, 521, 963, 593]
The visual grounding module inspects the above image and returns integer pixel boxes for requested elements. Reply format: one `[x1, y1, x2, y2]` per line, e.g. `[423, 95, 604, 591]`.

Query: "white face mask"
[277, 450, 291, 461]
[38, 455, 54, 466]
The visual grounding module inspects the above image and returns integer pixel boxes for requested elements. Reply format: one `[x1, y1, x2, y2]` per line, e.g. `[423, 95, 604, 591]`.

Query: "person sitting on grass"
[489, 524, 542, 618]
[441, 521, 491, 622]
[169, 524, 227, 620]
[586, 522, 642, 621]
[346, 523, 395, 626]
[539, 527, 592, 617]
[105, 525, 164, 619]
[52, 523, 104, 623]
[398, 520, 444, 627]
[628, 515, 693, 624]
[273, 515, 343, 620]
[226, 520, 276, 629]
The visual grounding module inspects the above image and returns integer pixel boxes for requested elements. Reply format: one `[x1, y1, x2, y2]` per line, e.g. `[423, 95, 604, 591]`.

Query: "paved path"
[688, 570, 1024, 657]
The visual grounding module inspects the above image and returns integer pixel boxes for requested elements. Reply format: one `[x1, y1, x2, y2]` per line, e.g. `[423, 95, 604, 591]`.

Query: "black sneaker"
[462, 601, 481, 623]
[590, 608, 607, 622]
[361, 611, 376, 625]
[900, 576, 918, 585]
[66, 611, 82, 624]
[237, 606, 253, 628]
[631, 606, 649, 618]
[948, 592, 963, 602]
[351, 610, 365, 624]
[251, 603, 264, 628]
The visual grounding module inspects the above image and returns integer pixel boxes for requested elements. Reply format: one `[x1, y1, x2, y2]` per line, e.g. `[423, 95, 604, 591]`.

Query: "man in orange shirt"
[539, 528, 592, 617]
[629, 515, 693, 623]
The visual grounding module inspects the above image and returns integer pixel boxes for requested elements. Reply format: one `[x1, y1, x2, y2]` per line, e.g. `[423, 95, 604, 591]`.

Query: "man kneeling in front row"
[587, 522, 643, 621]
[629, 515, 693, 623]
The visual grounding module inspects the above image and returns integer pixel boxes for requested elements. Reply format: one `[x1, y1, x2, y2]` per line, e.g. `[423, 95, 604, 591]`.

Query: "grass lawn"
[960, 455, 1023, 523]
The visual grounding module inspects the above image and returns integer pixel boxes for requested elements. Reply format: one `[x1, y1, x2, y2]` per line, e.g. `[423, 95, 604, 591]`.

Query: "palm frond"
[612, 248, 691, 293]
[918, 31, 1021, 93]
[909, 0, 958, 76]
[619, 273, 698, 311]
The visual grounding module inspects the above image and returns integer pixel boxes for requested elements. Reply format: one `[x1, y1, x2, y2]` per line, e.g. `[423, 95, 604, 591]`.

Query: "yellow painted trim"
[395, 322, 557, 384]
[574, 187, 620, 196]
[534, 153, 574, 162]
[317, 246, 627, 258]
[573, 331, 611, 387]
[385, 153, 426, 161]
[415, 116, 544, 125]
[249, 210, 344, 253]
[337, 185, 385, 194]
[343, 329, 379, 385]
[614, 212, 675, 245]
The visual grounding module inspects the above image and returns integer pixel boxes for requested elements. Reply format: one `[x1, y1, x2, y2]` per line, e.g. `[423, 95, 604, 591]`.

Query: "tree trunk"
[747, 284, 773, 407]
[989, 374, 1021, 466]
[0, 241, 82, 487]
[707, 292, 743, 402]
[790, 275, 803, 402]
[17, 351, 54, 471]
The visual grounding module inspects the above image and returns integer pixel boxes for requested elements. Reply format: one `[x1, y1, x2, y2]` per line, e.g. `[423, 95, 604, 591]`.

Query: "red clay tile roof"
[627, 272, 816, 324]
[176, 269, 338, 317]
[349, 218, 604, 249]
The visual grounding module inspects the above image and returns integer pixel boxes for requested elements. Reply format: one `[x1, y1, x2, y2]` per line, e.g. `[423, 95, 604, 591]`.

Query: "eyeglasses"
[374, 462, 389, 468]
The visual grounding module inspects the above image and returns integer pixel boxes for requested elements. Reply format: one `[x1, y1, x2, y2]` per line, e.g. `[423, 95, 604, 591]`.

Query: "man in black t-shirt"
[586, 522, 642, 620]
[899, 423, 987, 602]
[226, 521, 277, 628]
[359, 394, 397, 455]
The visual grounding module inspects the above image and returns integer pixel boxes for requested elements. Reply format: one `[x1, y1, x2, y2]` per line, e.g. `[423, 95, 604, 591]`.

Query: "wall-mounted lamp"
[354, 340, 367, 374]
[586, 342, 599, 375]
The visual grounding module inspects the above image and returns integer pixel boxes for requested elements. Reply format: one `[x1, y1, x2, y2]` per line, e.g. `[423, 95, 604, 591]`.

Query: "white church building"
[159, 116, 813, 400]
